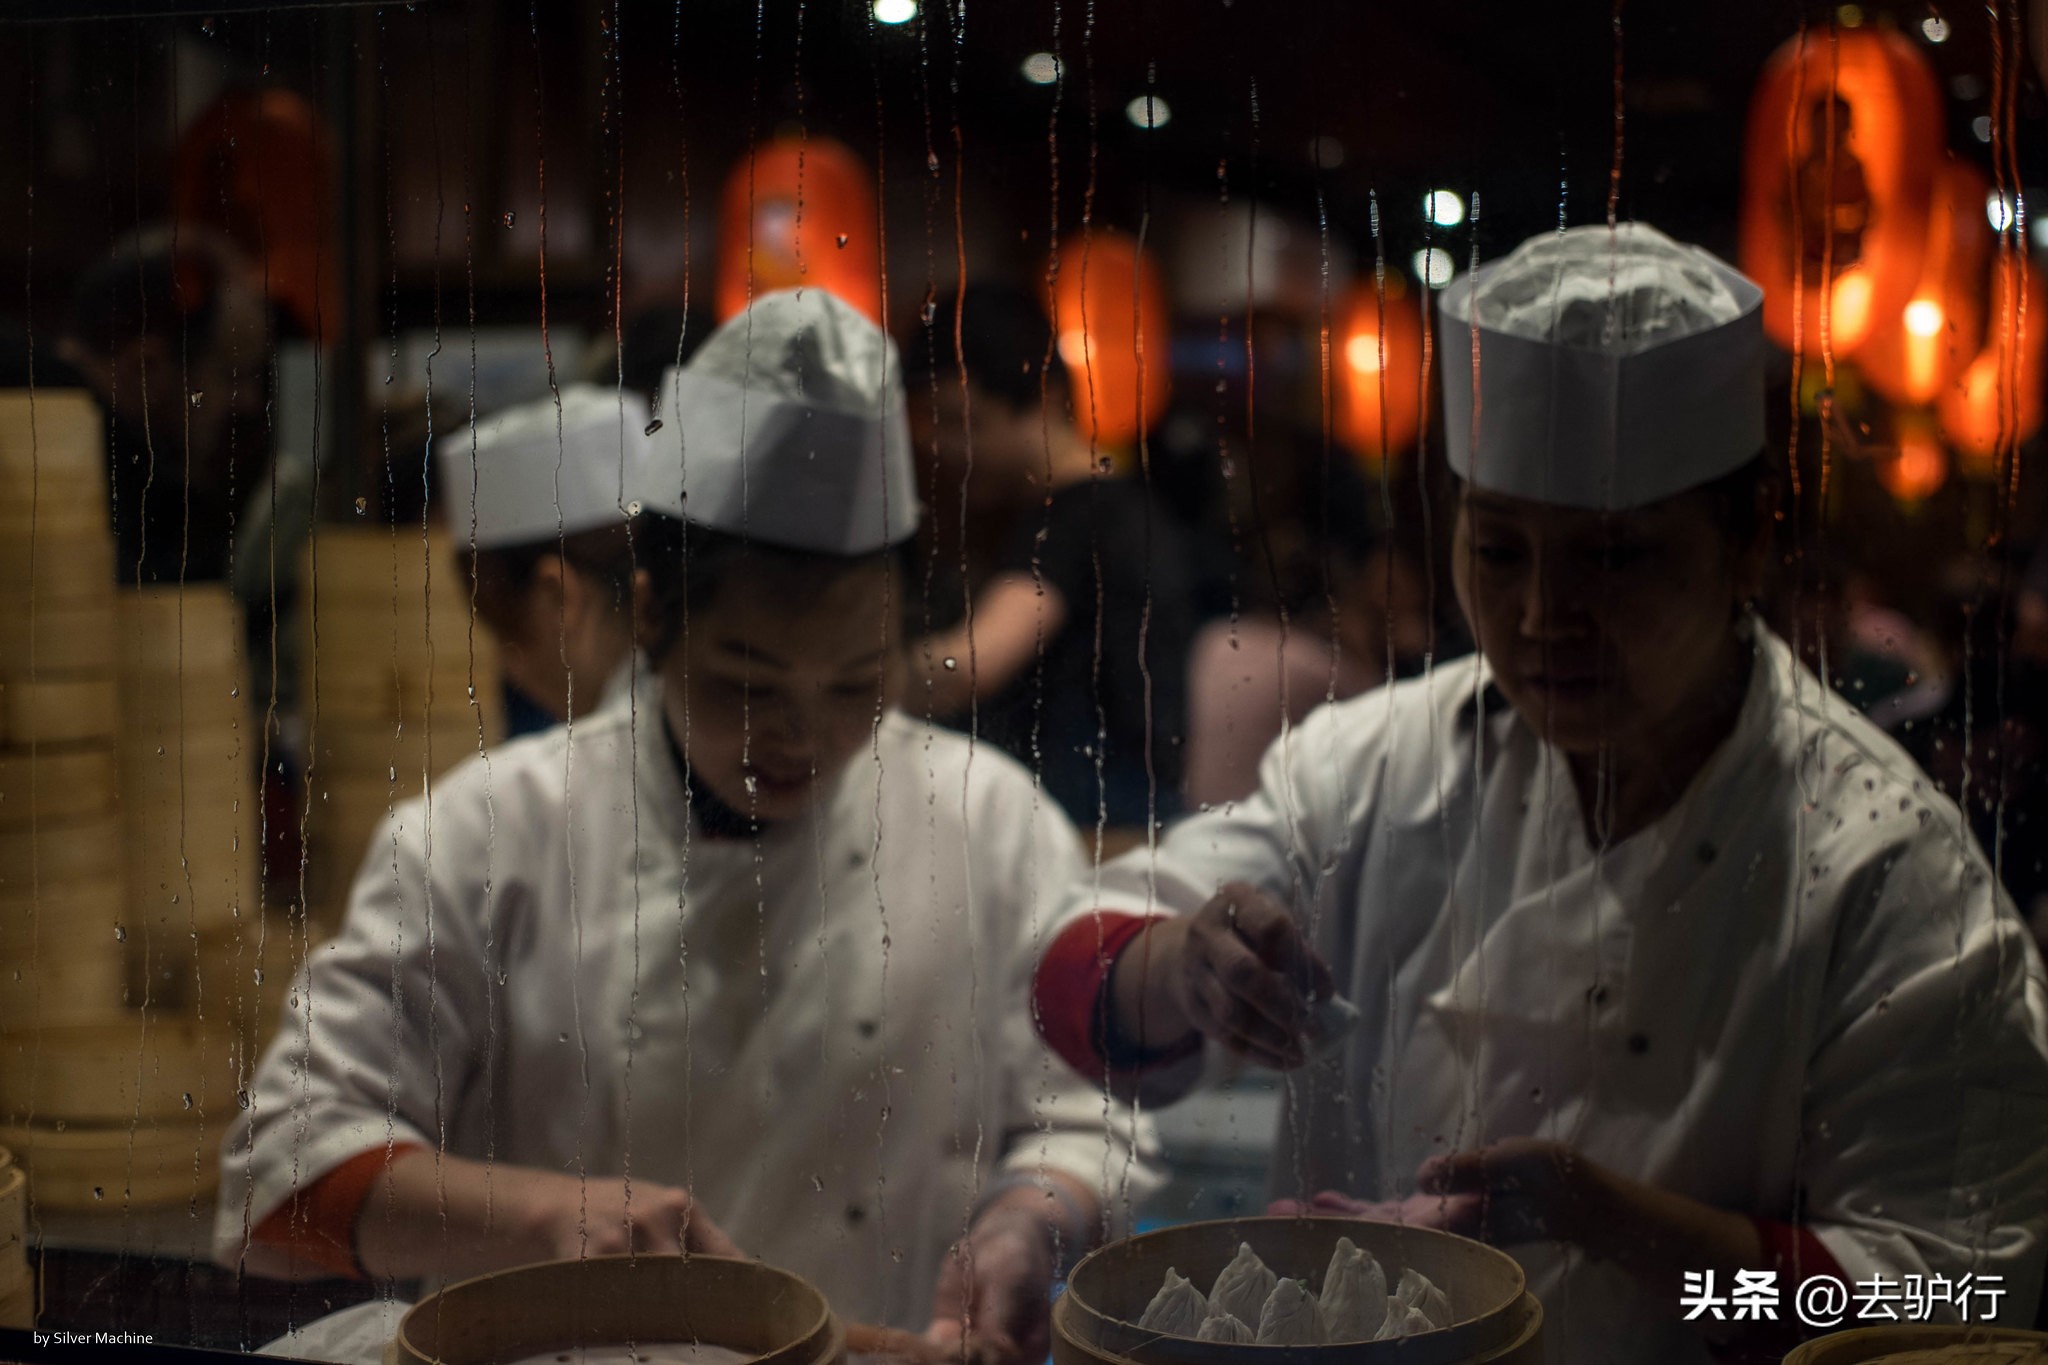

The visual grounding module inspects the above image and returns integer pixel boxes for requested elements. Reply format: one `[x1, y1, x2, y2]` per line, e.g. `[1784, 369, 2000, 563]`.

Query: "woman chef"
[217, 289, 1160, 1362]
[438, 383, 654, 725]
[1030, 225, 2048, 1360]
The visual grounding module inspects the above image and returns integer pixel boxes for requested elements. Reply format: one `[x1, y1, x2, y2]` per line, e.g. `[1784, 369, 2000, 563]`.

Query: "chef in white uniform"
[1030, 225, 2048, 1360]
[437, 382, 655, 722]
[218, 289, 1160, 1363]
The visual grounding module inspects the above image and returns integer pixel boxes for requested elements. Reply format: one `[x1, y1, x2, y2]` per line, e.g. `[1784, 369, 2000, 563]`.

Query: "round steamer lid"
[0, 532, 118, 607]
[0, 678, 122, 746]
[0, 601, 121, 674]
[0, 392, 106, 475]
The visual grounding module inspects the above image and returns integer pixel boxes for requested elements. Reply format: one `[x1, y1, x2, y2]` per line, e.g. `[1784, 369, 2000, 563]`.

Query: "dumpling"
[1393, 1267, 1452, 1329]
[1137, 1268, 1209, 1336]
[1255, 1278, 1327, 1347]
[1319, 1236, 1388, 1341]
[1374, 1304, 1436, 1340]
[1195, 1308, 1255, 1344]
[1209, 1243, 1278, 1325]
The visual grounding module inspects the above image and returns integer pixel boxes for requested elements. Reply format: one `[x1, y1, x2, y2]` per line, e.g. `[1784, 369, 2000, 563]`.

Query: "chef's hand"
[1266, 1189, 1484, 1226]
[926, 1207, 1058, 1365]
[1156, 883, 1334, 1069]
[1414, 1138, 1599, 1246]
[510, 1168, 743, 1260]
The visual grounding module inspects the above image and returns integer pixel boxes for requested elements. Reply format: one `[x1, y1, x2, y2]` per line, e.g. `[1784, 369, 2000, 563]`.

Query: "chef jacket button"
[1627, 1032, 1650, 1055]
[845, 1204, 866, 1225]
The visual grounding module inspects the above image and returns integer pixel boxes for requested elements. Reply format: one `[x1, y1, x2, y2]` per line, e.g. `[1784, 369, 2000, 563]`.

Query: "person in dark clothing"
[905, 284, 1193, 832]
[56, 225, 278, 588]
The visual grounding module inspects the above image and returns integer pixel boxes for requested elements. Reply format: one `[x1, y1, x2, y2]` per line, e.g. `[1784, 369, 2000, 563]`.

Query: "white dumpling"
[1319, 1236, 1388, 1341]
[1209, 1242, 1278, 1325]
[1254, 1278, 1327, 1347]
[1195, 1308, 1255, 1344]
[1137, 1267, 1209, 1337]
[1373, 1304, 1435, 1340]
[1393, 1267, 1452, 1329]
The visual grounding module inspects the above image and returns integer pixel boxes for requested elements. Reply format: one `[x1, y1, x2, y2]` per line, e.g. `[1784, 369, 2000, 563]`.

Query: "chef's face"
[660, 556, 904, 822]
[1451, 482, 1763, 759]
[909, 380, 1049, 511]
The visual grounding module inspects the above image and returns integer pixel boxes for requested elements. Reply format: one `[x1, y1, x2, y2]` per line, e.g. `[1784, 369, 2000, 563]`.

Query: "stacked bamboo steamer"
[0, 392, 239, 1215]
[119, 582, 296, 1077]
[0, 392, 127, 1037]
[300, 526, 503, 932]
[0, 1145, 26, 1329]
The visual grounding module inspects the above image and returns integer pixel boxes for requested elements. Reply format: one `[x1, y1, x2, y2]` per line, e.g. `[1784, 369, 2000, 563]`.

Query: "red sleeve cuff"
[1752, 1216, 1845, 1283]
[252, 1142, 425, 1279]
[1034, 911, 1198, 1083]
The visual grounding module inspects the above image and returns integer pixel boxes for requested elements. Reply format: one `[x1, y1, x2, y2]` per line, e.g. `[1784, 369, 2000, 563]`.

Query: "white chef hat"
[1438, 223, 1765, 510]
[641, 288, 917, 554]
[437, 383, 653, 549]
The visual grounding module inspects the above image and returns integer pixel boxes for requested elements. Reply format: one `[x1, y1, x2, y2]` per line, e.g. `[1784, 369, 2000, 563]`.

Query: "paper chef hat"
[642, 288, 918, 554]
[437, 383, 653, 549]
[1438, 223, 1765, 510]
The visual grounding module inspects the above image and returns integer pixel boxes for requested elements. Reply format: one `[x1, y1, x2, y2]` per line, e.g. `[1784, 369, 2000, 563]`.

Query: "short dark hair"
[902, 282, 1069, 412]
[454, 523, 637, 643]
[635, 512, 915, 661]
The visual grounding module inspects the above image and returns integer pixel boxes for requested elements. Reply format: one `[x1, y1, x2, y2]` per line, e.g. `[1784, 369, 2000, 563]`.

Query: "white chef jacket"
[1073, 624, 2048, 1361]
[217, 678, 1161, 1328]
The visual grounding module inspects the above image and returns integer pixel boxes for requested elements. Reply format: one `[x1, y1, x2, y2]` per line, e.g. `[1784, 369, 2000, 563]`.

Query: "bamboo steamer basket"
[0, 814, 123, 888]
[0, 600, 119, 674]
[0, 466, 105, 519]
[0, 1021, 238, 1125]
[386, 1255, 845, 1365]
[0, 677, 120, 746]
[0, 530, 116, 605]
[0, 1116, 219, 1210]
[0, 391, 103, 473]
[0, 744, 120, 828]
[1052, 1217, 1543, 1365]
[0, 1280, 29, 1330]
[126, 804, 257, 935]
[0, 876, 127, 957]
[0, 947, 130, 1031]
[0, 1158, 24, 1301]
[1785, 1326, 2048, 1362]
[308, 717, 489, 785]
[116, 585, 245, 679]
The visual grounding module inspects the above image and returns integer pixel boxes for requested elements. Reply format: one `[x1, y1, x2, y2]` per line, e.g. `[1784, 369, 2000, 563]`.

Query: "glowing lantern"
[1938, 251, 2046, 474]
[716, 136, 882, 324]
[1857, 158, 1993, 406]
[173, 87, 338, 344]
[1877, 414, 1949, 502]
[1046, 229, 1171, 449]
[1739, 26, 1941, 358]
[1332, 275, 1426, 463]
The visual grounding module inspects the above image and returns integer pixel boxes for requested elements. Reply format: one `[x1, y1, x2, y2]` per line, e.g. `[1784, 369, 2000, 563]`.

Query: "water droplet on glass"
[836, 234, 850, 249]
[811, 1173, 825, 1192]
[558, 1032, 570, 1043]
[92, 1187, 104, 1201]
[354, 496, 368, 515]
[941, 657, 958, 672]
[643, 419, 664, 437]
[113, 925, 126, 942]
[188, 391, 204, 409]
[502, 211, 517, 228]
[743, 774, 758, 796]
[181, 1092, 193, 1110]
[925, 152, 940, 174]
[252, 967, 264, 984]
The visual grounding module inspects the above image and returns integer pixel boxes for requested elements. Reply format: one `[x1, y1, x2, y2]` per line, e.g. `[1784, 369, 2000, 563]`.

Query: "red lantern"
[173, 87, 338, 344]
[1332, 275, 1425, 463]
[1938, 251, 2046, 473]
[1739, 26, 1941, 359]
[716, 136, 882, 325]
[1877, 413, 1949, 503]
[1046, 229, 1171, 449]
[1857, 158, 1993, 406]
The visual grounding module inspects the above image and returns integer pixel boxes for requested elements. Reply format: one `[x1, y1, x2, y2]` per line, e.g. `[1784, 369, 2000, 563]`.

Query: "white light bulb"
[1021, 52, 1059, 86]
[1412, 248, 1455, 290]
[872, 0, 917, 25]
[1125, 95, 1171, 130]
[1424, 190, 1466, 229]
